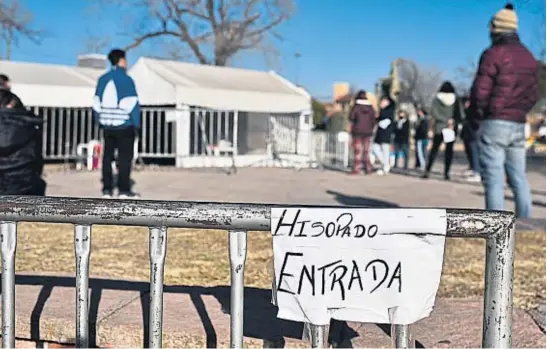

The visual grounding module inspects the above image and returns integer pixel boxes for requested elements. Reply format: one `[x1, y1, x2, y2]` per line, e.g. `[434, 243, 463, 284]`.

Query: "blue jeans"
[415, 139, 428, 169]
[394, 143, 409, 169]
[468, 139, 481, 174]
[479, 120, 532, 218]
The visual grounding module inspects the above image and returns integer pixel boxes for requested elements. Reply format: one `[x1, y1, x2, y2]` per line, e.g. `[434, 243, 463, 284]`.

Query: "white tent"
[129, 57, 311, 113]
[0, 60, 105, 108]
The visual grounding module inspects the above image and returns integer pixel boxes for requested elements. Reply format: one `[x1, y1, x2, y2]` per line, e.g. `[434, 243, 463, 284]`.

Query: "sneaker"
[463, 169, 474, 177]
[444, 174, 451, 181]
[118, 192, 141, 199]
[421, 172, 429, 179]
[376, 169, 385, 176]
[466, 173, 481, 183]
[102, 191, 113, 199]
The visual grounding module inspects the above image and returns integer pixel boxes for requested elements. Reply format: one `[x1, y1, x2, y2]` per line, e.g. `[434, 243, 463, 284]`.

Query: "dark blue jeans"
[394, 143, 409, 169]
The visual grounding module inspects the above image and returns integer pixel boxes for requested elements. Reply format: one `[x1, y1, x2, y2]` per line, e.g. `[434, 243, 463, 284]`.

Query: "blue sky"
[12, 0, 546, 100]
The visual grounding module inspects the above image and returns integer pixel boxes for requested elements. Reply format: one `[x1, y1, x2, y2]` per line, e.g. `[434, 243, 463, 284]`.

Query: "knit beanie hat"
[490, 3, 518, 33]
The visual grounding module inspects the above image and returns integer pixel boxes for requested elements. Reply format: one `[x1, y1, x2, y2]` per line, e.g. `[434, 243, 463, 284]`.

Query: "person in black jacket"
[414, 108, 429, 170]
[0, 89, 45, 195]
[372, 96, 395, 175]
[393, 110, 410, 170]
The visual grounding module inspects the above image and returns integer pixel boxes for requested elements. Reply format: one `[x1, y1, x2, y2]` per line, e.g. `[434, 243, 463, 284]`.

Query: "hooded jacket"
[0, 108, 45, 195]
[349, 99, 376, 137]
[430, 92, 458, 134]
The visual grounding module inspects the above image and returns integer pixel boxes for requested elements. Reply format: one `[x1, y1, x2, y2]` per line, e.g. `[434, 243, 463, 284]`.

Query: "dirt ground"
[17, 223, 545, 310]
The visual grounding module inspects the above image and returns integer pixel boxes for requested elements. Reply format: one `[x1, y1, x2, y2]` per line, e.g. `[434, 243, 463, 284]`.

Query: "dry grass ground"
[16, 223, 545, 310]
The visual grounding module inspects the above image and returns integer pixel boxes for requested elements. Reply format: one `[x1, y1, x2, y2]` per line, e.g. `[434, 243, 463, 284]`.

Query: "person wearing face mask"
[372, 96, 395, 175]
[468, 3, 539, 218]
[414, 107, 429, 170]
[393, 110, 410, 170]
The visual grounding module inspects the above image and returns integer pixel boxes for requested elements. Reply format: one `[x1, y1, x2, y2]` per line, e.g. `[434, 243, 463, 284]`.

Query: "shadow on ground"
[9, 275, 420, 348]
[326, 190, 400, 208]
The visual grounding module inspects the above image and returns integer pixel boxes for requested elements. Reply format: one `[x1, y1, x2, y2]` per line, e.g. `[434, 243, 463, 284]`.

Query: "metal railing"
[34, 106, 303, 165]
[312, 130, 351, 170]
[0, 197, 515, 348]
[32, 107, 176, 161]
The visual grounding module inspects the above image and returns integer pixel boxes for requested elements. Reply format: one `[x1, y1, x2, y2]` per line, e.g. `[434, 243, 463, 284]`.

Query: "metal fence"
[0, 197, 515, 348]
[35, 106, 302, 165]
[312, 131, 351, 170]
[32, 106, 176, 161]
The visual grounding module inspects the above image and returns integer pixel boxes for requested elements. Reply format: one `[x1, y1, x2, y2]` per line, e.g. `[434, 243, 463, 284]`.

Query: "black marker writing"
[277, 252, 302, 294]
[278, 252, 403, 300]
[274, 209, 380, 239]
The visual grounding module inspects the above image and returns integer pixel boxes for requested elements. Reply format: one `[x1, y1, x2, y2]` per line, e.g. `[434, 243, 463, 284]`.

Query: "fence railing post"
[74, 224, 91, 348]
[1, 222, 17, 349]
[482, 224, 515, 348]
[309, 324, 328, 348]
[148, 226, 167, 348]
[392, 324, 414, 348]
[229, 230, 247, 348]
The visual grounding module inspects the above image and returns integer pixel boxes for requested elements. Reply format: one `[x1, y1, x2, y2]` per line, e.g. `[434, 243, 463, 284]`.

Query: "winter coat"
[430, 92, 459, 134]
[394, 118, 410, 144]
[374, 103, 395, 144]
[414, 116, 429, 140]
[470, 33, 539, 123]
[93, 67, 140, 129]
[349, 99, 376, 137]
[0, 107, 45, 195]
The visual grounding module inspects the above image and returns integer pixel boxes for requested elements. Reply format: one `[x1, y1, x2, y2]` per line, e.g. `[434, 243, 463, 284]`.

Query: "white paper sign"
[442, 128, 456, 143]
[378, 119, 391, 130]
[271, 208, 447, 326]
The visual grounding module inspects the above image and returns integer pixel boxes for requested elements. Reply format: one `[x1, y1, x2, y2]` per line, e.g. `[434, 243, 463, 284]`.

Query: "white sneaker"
[376, 169, 385, 176]
[463, 169, 474, 177]
[466, 174, 481, 183]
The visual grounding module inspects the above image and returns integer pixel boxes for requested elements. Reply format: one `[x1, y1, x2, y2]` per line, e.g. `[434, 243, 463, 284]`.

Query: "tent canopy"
[0, 60, 105, 108]
[129, 57, 311, 114]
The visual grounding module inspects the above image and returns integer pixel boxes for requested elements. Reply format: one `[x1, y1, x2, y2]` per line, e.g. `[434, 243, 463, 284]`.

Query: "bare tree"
[96, 0, 294, 66]
[396, 59, 444, 110]
[454, 57, 477, 96]
[82, 33, 111, 54]
[0, 0, 41, 60]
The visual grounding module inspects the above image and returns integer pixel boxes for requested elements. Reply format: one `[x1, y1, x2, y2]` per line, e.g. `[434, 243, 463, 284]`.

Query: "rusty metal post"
[148, 226, 167, 348]
[229, 230, 247, 348]
[392, 324, 414, 348]
[1, 222, 17, 349]
[75, 224, 91, 348]
[482, 223, 515, 348]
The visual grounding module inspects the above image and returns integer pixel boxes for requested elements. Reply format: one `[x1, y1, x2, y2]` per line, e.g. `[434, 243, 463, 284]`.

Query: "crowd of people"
[348, 3, 540, 218]
[349, 82, 474, 181]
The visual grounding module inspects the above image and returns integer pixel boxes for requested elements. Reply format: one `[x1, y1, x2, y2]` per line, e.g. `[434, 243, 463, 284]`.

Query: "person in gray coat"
[423, 81, 462, 180]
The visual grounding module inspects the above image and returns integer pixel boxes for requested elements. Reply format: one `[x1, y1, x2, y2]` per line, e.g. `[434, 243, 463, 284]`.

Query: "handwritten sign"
[271, 208, 447, 326]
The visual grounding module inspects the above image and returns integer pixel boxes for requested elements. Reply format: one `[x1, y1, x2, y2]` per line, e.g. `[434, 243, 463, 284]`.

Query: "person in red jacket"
[349, 90, 376, 174]
[469, 3, 539, 218]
